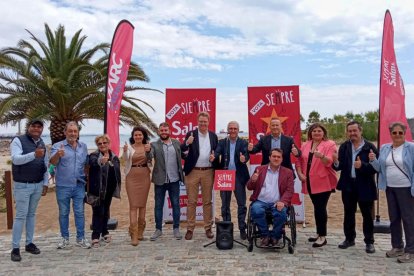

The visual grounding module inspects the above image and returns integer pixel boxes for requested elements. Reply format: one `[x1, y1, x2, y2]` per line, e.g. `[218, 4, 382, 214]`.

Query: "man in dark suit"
[248, 117, 300, 170]
[181, 112, 219, 240]
[247, 148, 294, 247]
[214, 121, 250, 240]
[332, 121, 378, 254]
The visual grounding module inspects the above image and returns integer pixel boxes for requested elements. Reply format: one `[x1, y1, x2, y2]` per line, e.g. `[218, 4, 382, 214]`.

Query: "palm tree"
[0, 24, 159, 143]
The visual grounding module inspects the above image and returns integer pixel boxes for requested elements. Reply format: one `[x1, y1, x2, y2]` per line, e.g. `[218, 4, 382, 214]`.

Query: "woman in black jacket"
[88, 134, 121, 247]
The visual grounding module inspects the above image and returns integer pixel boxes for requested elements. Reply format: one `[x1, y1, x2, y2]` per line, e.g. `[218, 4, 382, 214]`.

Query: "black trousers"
[220, 177, 247, 231]
[341, 190, 374, 244]
[309, 191, 331, 236]
[386, 187, 414, 253]
[91, 185, 115, 240]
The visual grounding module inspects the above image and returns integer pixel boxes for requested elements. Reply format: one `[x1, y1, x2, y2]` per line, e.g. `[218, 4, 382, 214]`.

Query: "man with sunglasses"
[332, 121, 378, 254]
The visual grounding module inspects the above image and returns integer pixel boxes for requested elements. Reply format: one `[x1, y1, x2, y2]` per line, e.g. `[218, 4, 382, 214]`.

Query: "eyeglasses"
[391, 131, 404, 135]
[97, 141, 108, 146]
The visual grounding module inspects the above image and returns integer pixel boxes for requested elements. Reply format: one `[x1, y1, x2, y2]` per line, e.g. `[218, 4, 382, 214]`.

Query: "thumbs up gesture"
[102, 152, 109, 164]
[209, 150, 215, 162]
[123, 141, 128, 153]
[354, 156, 362, 169]
[248, 140, 253, 151]
[57, 143, 65, 158]
[35, 144, 45, 158]
[314, 148, 323, 159]
[240, 152, 246, 163]
[186, 132, 194, 145]
[291, 144, 299, 156]
[144, 143, 151, 152]
[251, 169, 259, 182]
[368, 149, 376, 161]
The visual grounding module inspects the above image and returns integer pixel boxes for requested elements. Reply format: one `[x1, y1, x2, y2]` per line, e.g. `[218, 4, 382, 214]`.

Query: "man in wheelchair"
[247, 148, 294, 247]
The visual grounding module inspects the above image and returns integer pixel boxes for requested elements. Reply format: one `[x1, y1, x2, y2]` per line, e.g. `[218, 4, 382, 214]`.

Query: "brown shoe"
[137, 218, 146, 241]
[185, 230, 193, 240]
[205, 229, 214, 239]
[129, 223, 139, 246]
[260, 237, 270, 247]
[386, 248, 404, 258]
[397, 253, 414, 263]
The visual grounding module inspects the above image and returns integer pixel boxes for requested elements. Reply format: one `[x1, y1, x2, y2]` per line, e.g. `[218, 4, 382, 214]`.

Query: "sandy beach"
[0, 150, 390, 236]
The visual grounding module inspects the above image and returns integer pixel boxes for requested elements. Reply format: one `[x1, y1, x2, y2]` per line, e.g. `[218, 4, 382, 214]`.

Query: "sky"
[1, 0, 414, 134]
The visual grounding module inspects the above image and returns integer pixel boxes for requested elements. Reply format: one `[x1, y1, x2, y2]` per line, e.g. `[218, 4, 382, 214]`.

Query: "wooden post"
[5, 170, 13, 229]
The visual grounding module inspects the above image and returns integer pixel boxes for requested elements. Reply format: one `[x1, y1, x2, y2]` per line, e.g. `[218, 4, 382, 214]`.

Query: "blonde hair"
[95, 134, 111, 146]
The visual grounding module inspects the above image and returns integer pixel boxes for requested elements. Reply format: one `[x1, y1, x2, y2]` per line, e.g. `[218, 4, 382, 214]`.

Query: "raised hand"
[57, 143, 65, 158]
[291, 144, 298, 156]
[209, 150, 215, 162]
[354, 156, 362, 169]
[314, 148, 323, 159]
[251, 169, 259, 182]
[144, 143, 151, 152]
[34, 145, 45, 158]
[186, 132, 194, 145]
[240, 152, 246, 163]
[123, 141, 128, 153]
[102, 152, 109, 164]
[248, 140, 253, 151]
[368, 149, 376, 162]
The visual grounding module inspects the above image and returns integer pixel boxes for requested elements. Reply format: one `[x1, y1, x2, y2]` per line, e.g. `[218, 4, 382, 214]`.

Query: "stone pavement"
[0, 226, 413, 275]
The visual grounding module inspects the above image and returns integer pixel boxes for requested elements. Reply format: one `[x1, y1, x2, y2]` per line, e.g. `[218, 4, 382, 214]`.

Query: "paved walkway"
[0, 226, 413, 275]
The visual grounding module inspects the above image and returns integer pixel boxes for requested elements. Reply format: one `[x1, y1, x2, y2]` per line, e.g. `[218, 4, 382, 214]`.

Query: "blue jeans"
[250, 200, 287, 239]
[12, 182, 43, 249]
[154, 181, 180, 230]
[56, 184, 85, 240]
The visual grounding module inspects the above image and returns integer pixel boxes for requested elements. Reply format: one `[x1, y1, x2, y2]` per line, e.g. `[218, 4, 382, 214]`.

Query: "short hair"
[64, 121, 79, 131]
[307, 123, 328, 141]
[197, 112, 210, 120]
[95, 134, 110, 146]
[159, 122, 170, 128]
[227, 121, 239, 129]
[346, 120, 362, 131]
[389, 122, 407, 134]
[129, 126, 149, 144]
[270, 117, 281, 124]
[269, 148, 283, 156]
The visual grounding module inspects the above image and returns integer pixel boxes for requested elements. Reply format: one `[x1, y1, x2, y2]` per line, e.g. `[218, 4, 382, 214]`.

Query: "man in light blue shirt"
[10, 119, 49, 262]
[50, 121, 90, 249]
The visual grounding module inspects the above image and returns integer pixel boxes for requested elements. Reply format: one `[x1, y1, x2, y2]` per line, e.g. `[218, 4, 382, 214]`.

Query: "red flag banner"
[379, 10, 412, 145]
[105, 20, 134, 155]
[165, 88, 216, 142]
[247, 86, 301, 165]
[213, 170, 236, 191]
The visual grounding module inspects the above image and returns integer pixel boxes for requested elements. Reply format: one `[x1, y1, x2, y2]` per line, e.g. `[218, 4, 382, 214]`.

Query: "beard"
[160, 134, 170, 141]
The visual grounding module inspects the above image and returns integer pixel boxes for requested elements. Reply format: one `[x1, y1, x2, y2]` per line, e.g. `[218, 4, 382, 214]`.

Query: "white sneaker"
[57, 237, 70, 249]
[150, 229, 162, 241]
[173, 228, 182, 240]
[76, 238, 91, 249]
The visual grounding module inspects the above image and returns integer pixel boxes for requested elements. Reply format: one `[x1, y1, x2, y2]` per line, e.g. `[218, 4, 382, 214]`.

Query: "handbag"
[84, 170, 100, 207]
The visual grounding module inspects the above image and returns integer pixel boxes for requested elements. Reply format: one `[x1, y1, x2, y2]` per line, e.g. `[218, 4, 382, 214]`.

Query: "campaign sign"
[213, 170, 236, 191]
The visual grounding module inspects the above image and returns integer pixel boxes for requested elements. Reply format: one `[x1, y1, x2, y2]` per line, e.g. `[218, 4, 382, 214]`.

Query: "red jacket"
[247, 165, 294, 206]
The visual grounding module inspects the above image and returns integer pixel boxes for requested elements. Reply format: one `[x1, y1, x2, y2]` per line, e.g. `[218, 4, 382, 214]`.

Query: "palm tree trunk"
[50, 119, 69, 144]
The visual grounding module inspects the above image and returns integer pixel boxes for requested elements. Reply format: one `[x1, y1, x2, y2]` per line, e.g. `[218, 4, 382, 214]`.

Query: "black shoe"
[338, 240, 355, 249]
[365, 244, 376, 254]
[25, 243, 40, 254]
[240, 230, 247, 240]
[11, 248, 21, 262]
[308, 236, 318, 242]
[312, 237, 327, 248]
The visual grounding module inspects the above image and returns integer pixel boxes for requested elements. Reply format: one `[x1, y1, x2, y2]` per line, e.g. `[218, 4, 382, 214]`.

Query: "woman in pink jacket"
[296, 123, 337, 247]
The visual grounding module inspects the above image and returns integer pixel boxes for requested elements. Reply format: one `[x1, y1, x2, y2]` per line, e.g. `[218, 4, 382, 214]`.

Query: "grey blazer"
[150, 138, 185, 185]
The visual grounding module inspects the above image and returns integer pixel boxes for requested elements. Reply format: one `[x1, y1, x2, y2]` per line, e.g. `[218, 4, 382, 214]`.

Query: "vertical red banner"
[165, 88, 216, 141]
[379, 10, 412, 146]
[247, 85, 301, 165]
[105, 20, 134, 155]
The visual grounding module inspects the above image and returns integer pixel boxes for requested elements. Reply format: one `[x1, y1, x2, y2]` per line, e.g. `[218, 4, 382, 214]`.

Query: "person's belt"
[131, 164, 148, 168]
[193, 167, 212, 171]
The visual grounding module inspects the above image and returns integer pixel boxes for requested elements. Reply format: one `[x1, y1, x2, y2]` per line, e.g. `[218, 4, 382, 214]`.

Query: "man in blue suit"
[248, 117, 300, 170]
[214, 121, 250, 240]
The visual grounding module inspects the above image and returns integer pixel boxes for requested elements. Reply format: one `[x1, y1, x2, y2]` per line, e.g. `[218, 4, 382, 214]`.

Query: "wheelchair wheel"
[288, 245, 294, 254]
[289, 206, 297, 246]
[247, 241, 254, 252]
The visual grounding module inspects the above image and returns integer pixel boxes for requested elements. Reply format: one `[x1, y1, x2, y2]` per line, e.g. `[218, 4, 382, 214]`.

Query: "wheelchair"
[246, 202, 297, 254]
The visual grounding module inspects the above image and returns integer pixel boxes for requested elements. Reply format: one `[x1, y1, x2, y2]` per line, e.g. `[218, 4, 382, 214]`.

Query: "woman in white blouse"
[370, 122, 414, 263]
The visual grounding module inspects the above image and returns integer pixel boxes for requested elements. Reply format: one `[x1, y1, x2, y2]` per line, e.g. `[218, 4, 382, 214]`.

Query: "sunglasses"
[391, 131, 404, 135]
[97, 141, 108, 146]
